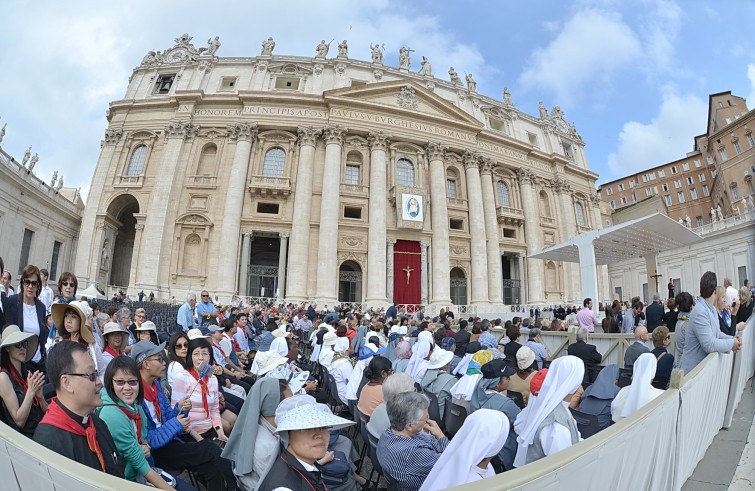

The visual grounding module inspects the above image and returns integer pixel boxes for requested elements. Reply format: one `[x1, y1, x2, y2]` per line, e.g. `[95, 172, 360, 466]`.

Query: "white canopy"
[78, 284, 105, 300]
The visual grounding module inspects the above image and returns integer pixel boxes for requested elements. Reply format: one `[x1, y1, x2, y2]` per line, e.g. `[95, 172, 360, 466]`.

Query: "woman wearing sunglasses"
[0, 325, 48, 436]
[166, 332, 191, 390]
[51, 300, 106, 382]
[98, 355, 177, 490]
[5, 265, 49, 373]
[45, 272, 78, 346]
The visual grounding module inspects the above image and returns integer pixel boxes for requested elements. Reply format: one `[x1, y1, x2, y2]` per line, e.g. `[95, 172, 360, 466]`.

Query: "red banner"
[393, 240, 421, 305]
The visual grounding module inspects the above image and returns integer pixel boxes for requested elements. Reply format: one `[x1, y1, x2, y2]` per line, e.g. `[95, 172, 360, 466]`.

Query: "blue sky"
[1, 0, 753, 199]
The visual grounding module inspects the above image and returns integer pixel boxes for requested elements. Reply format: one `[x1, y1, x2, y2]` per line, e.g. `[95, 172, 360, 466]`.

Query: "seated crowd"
[0, 257, 750, 491]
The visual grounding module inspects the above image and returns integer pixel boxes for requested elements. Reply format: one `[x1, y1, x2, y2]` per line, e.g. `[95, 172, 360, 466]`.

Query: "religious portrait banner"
[401, 194, 423, 222]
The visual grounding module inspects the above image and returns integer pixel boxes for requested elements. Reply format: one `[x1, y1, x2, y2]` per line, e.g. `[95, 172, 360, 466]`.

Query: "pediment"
[324, 80, 482, 128]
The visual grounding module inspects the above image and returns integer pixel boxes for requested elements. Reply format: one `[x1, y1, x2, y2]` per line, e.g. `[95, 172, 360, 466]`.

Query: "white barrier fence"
[0, 317, 752, 490]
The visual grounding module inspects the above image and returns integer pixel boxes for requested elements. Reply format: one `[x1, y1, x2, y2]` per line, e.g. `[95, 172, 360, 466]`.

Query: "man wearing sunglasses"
[34, 341, 125, 478]
[196, 290, 219, 327]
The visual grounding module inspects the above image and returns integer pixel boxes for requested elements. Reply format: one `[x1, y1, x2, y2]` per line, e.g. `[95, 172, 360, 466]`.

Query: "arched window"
[262, 147, 286, 177]
[196, 144, 217, 176]
[539, 191, 552, 217]
[497, 181, 511, 207]
[447, 178, 457, 198]
[396, 158, 414, 186]
[575, 202, 585, 226]
[450, 267, 467, 305]
[126, 145, 147, 176]
[344, 151, 362, 185]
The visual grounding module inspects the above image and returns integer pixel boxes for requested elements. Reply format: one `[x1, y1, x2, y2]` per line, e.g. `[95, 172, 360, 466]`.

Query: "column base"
[363, 298, 388, 310]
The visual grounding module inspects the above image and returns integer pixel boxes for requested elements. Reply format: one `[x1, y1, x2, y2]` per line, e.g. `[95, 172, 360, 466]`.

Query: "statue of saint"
[715, 204, 724, 221]
[206, 36, 221, 56]
[503, 87, 512, 105]
[101, 243, 110, 270]
[337, 40, 348, 58]
[710, 207, 717, 222]
[0, 123, 6, 145]
[465, 73, 477, 92]
[399, 47, 411, 69]
[538, 101, 548, 119]
[315, 39, 329, 58]
[55, 175, 64, 191]
[51, 170, 58, 188]
[261, 37, 275, 55]
[742, 197, 749, 212]
[684, 215, 691, 228]
[448, 67, 461, 85]
[552, 105, 564, 118]
[28, 153, 38, 172]
[21, 146, 32, 167]
[419, 56, 432, 76]
[749, 195, 754, 211]
[370, 43, 383, 64]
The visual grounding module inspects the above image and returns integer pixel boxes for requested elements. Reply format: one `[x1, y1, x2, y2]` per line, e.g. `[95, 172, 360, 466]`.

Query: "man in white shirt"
[39, 269, 55, 314]
[724, 278, 738, 307]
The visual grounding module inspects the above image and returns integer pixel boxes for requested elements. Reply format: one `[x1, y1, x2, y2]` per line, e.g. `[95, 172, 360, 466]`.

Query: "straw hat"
[253, 350, 288, 375]
[0, 325, 39, 364]
[427, 347, 454, 370]
[136, 321, 157, 332]
[51, 301, 94, 345]
[102, 322, 130, 345]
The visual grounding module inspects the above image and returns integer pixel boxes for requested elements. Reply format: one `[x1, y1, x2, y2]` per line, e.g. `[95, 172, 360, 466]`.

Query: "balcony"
[496, 205, 524, 226]
[340, 183, 369, 195]
[540, 216, 556, 227]
[186, 175, 218, 189]
[446, 197, 468, 209]
[114, 175, 144, 188]
[577, 225, 592, 234]
[248, 175, 291, 198]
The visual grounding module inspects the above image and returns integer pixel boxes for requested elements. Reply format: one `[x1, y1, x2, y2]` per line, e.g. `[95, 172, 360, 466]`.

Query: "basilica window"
[447, 179, 457, 198]
[262, 147, 286, 177]
[345, 164, 361, 185]
[497, 181, 511, 207]
[126, 145, 148, 176]
[575, 202, 585, 226]
[396, 158, 414, 186]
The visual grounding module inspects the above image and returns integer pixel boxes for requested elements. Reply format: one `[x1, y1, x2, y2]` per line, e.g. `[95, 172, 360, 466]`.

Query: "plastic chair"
[569, 407, 601, 438]
[443, 401, 468, 438]
[507, 390, 525, 409]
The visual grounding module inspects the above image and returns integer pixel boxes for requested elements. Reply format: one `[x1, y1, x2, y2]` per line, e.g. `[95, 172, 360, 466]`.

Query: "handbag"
[321, 450, 350, 485]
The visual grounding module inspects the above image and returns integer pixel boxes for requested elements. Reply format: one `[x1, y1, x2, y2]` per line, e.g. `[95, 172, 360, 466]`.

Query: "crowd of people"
[0, 254, 752, 490]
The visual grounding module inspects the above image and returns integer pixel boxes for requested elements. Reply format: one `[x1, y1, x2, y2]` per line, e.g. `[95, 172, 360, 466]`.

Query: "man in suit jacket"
[680, 271, 741, 374]
[645, 293, 665, 332]
[624, 326, 651, 368]
[567, 327, 602, 384]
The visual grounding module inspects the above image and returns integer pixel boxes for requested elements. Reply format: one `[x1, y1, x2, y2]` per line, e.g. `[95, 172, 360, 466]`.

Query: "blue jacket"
[141, 381, 184, 449]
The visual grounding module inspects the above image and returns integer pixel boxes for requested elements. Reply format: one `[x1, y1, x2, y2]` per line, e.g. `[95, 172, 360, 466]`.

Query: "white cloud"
[606, 90, 708, 178]
[519, 9, 642, 105]
[747, 64, 755, 109]
[638, 0, 683, 71]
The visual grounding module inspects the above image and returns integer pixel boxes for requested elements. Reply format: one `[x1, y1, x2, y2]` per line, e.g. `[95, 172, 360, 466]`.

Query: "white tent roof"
[529, 213, 703, 265]
[78, 284, 105, 300]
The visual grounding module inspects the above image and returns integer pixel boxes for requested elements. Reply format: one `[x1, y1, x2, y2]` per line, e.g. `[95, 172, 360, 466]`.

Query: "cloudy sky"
[1, 0, 753, 200]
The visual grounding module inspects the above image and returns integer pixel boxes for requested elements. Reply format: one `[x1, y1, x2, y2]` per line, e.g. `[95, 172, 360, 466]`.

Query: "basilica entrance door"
[393, 240, 421, 305]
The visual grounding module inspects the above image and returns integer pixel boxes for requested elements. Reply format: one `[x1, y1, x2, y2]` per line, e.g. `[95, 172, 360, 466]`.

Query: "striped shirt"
[376, 429, 449, 491]
[170, 370, 221, 434]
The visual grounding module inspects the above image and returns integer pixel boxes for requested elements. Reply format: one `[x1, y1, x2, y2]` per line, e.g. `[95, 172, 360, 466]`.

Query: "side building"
[74, 33, 606, 310]
[0, 144, 84, 286]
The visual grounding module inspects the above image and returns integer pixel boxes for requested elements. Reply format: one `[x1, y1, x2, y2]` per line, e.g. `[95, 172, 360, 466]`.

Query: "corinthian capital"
[590, 192, 601, 206]
[164, 120, 187, 140]
[425, 142, 447, 161]
[367, 131, 391, 151]
[183, 122, 200, 141]
[480, 157, 495, 175]
[550, 176, 572, 195]
[462, 150, 481, 170]
[104, 128, 123, 145]
[228, 122, 259, 142]
[516, 167, 535, 185]
[297, 126, 322, 147]
[323, 125, 347, 145]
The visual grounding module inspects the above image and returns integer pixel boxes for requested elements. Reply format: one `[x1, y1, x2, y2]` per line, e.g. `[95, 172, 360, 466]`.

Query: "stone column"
[426, 142, 452, 305]
[365, 131, 391, 307]
[480, 158, 503, 305]
[128, 216, 146, 291]
[552, 177, 580, 302]
[517, 168, 545, 304]
[517, 253, 527, 305]
[238, 232, 251, 296]
[591, 193, 609, 303]
[315, 125, 347, 303]
[386, 239, 396, 303]
[217, 122, 258, 298]
[74, 127, 123, 285]
[285, 126, 322, 302]
[462, 151, 490, 304]
[420, 240, 429, 305]
[139, 121, 197, 294]
[277, 232, 289, 301]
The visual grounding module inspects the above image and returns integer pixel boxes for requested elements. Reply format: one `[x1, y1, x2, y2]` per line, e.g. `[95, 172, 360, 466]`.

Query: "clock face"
[169, 48, 187, 62]
[556, 118, 568, 131]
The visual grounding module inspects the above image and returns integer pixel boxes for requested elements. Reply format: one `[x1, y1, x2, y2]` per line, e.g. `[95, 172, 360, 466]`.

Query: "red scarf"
[103, 346, 120, 359]
[40, 398, 106, 472]
[212, 342, 227, 357]
[107, 404, 145, 445]
[141, 378, 162, 423]
[5, 365, 39, 407]
[188, 368, 210, 417]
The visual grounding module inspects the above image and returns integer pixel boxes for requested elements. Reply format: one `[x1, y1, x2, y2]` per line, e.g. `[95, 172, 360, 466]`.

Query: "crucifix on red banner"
[393, 240, 421, 304]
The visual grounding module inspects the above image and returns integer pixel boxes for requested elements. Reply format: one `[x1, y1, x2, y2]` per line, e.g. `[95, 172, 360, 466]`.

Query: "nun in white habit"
[513, 355, 584, 467]
[405, 331, 434, 383]
[419, 409, 509, 490]
[611, 352, 664, 423]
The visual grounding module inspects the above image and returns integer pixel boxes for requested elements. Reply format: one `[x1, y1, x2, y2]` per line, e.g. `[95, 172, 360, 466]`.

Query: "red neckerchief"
[212, 342, 227, 357]
[188, 368, 210, 416]
[141, 378, 162, 423]
[5, 365, 40, 407]
[40, 398, 106, 472]
[103, 346, 120, 358]
[106, 404, 145, 445]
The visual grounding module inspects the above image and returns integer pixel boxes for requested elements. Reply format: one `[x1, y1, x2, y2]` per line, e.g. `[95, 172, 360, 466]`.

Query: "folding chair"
[618, 368, 633, 388]
[569, 407, 601, 438]
[443, 401, 468, 438]
[507, 390, 525, 410]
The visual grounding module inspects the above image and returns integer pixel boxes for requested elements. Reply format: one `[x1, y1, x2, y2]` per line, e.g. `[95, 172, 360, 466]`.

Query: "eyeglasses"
[64, 372, 98, 382]
[12, 340, 29, 349]
[22, 279, 40, 287]
[175, 343, 188, 349]
[113, 379, 139, 387]
[61, 281, 76, 287]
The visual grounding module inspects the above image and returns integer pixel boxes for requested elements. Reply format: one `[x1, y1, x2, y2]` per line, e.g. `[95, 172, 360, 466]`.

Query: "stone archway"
[450, 267, 467, 305]
[105, 194, 139, 291]
[338, 260, 363, 304]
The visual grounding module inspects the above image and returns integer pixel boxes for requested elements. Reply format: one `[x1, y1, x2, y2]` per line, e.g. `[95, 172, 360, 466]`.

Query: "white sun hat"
[275, 397, 355, 433]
